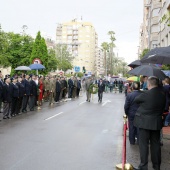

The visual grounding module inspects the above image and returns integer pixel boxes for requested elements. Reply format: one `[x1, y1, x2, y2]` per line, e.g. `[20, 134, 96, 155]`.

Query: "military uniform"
[10, 82, 19, 116]
[44, 78, 50, 101]
[85, 79, 92, 102]
[49, 78, 55, 105]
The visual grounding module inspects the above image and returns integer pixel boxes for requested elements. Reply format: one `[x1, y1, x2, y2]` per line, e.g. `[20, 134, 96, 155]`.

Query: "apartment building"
[139, 0, 150, 56]
[56, 19, 98, 74]
[159, 0, 170, 47]
[139, 0, 170, 52]
[95, 48, 104, 76]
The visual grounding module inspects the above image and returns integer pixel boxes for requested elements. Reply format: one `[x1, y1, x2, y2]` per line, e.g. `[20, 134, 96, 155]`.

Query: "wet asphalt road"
[0, 92, 170, 170]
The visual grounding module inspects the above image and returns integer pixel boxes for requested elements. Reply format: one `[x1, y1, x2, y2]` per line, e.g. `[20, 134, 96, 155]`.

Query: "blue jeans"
[164, 113, 170, 126]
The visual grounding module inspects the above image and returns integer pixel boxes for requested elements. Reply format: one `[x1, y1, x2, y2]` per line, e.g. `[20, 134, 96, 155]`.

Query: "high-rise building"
[139, 0, 170, 53]
[56, 19, 98, 74]
[95, 48, 104, 76]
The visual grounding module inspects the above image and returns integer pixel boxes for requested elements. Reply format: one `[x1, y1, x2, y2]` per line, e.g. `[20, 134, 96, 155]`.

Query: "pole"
[116, 115, 133, 170]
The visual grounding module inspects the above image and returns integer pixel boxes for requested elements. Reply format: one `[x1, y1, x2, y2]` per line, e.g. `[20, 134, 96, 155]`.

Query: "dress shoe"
[7, 117, 11, 119]
[3, 116, 7, 119]
[30, 109, 34, 111]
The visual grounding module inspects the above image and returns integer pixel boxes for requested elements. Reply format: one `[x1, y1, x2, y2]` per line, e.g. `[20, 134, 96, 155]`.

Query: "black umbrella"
[128, 65, 166, 80]
[141, 46, 170, 64]
[128, 60, 141, 68]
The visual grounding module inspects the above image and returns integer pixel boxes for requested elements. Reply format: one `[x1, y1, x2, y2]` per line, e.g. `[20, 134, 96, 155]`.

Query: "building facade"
[95, 48, 104, 76]
[139, 0, 170, 53]
[56, 19, 98, 74]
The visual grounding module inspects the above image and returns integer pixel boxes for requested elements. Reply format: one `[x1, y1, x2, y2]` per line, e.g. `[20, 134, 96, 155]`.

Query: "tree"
[30, 31, 48, 74]
[47, 49, 58, 72]
[0, 26, 11, 67]
[108, 31, 116, 75]
[101, 42, 109, 76]
[139, 48, 149, 59]
[6, 32, 33, 71]
[56, 44, 73, 71]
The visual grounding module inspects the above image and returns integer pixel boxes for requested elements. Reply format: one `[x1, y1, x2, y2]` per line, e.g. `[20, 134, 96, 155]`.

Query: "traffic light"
[82, 66, 86, 73]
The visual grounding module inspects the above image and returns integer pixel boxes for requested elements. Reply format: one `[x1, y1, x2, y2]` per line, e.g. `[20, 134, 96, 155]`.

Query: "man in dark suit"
[22, 74, 30, 113]
[0, 72, 4, 114]
[29, 75, 37, 111]
[124, 81, 142, 145]
[68, 76, 74, 98]
[55, 78, 61, 103]
[133, 76, 166, 170]
[3, 77, 12, 119]
[16, 76, 24, 114]
[10, 77, 19, 117]
[98, 79, 105, 102]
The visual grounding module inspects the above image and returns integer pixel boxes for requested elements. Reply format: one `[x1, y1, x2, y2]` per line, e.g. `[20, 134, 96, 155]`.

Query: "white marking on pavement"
[79, 101, 86, 105]
[45, 112, 63, 120]
[102, 100, 111, 107]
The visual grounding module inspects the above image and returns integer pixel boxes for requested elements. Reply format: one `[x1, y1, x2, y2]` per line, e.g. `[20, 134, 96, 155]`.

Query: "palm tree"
[101, 42, 109, 76]
[108, 31, 116, 75]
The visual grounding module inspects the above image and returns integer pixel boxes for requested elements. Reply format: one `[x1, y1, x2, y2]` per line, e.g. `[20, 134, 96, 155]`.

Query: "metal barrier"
[116, 115, 133, 170]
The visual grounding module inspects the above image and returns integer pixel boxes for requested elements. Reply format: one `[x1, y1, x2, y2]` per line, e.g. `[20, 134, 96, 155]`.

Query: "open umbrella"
[15, 66, 31, 71]
[128, 65, 166, 80]
[128, 60, 141, 68]
[29, 63, 45, 70]
[141, 46, 170, 64]
[29, 63, 45, 75]
[127, 76, 139, 82]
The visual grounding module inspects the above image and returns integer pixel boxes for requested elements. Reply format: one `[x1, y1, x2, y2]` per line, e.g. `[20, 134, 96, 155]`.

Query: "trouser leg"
[0, 98, 2, 112]
[138, 128, 150, 170]
[150, 130, 161, 170]
[60, 90, 63, 100]
[3, 102, 11, 117]
[29, 96, 35, 110]
[11, 97, 18, 115]
[98, 91, 100, 100]
[128, 118, 136, 144]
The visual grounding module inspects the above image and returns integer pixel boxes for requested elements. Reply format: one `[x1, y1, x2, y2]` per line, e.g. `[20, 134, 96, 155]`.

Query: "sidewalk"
[163, 126, 170, 139]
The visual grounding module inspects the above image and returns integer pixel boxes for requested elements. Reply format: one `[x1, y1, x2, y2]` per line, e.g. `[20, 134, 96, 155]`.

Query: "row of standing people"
[0, 73, 82, 120]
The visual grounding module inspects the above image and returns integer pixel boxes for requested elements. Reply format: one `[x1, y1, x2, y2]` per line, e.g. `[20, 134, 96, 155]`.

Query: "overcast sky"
[0, 0, 143, 64]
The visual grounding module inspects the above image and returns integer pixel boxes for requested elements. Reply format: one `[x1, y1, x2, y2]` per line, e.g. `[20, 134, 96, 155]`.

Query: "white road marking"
[45, 112, 63, 120]
[102, 100, 111, 107]
[79, 101, 86, 105]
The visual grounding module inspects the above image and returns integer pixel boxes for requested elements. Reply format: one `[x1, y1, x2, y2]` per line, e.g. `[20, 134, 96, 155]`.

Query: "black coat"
[0, 79, 4, 99]
[3, 83, 12, 103]
[124, 90, 142, 119]
[30, 80, 37, 96]
[10, 83, 19, 98]
[134, 87, 166, 130]
[163, 85, 170, 111]
[22, 79, 30, 96]
[68, 79, 74, 88]
[17, 82, 24, 97]
[77, 80, 81, 89]
[56, 81, 61, 92]
[98, 83, 105, 92]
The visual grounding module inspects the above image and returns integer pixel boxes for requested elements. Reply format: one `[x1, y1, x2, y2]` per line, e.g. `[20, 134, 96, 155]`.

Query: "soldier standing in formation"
[10, 77, 19, 117]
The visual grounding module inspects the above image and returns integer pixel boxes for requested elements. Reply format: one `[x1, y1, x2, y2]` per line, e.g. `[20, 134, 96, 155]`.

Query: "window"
[151, 25, 159, 33]
[152, 8, 160, 17]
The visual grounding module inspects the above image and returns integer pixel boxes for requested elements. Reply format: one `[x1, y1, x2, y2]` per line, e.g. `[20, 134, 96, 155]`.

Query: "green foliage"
[162, 64, 170, 70]
[30, 31, 49, 74]
[56, 44, 73, 71]
[74, 72, 84, 78]
[47, 49, 58, 72]
[139, 48, 150, 59]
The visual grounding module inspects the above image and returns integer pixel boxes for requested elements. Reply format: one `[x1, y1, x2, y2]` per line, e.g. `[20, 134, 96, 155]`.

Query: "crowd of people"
[124, 76, 170, 170]
[0, 72, 83, 120]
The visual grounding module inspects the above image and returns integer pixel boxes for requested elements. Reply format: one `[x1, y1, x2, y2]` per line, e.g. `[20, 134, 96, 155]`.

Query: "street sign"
[88, 71, 91, 75]
[74, 66, 80, 72]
